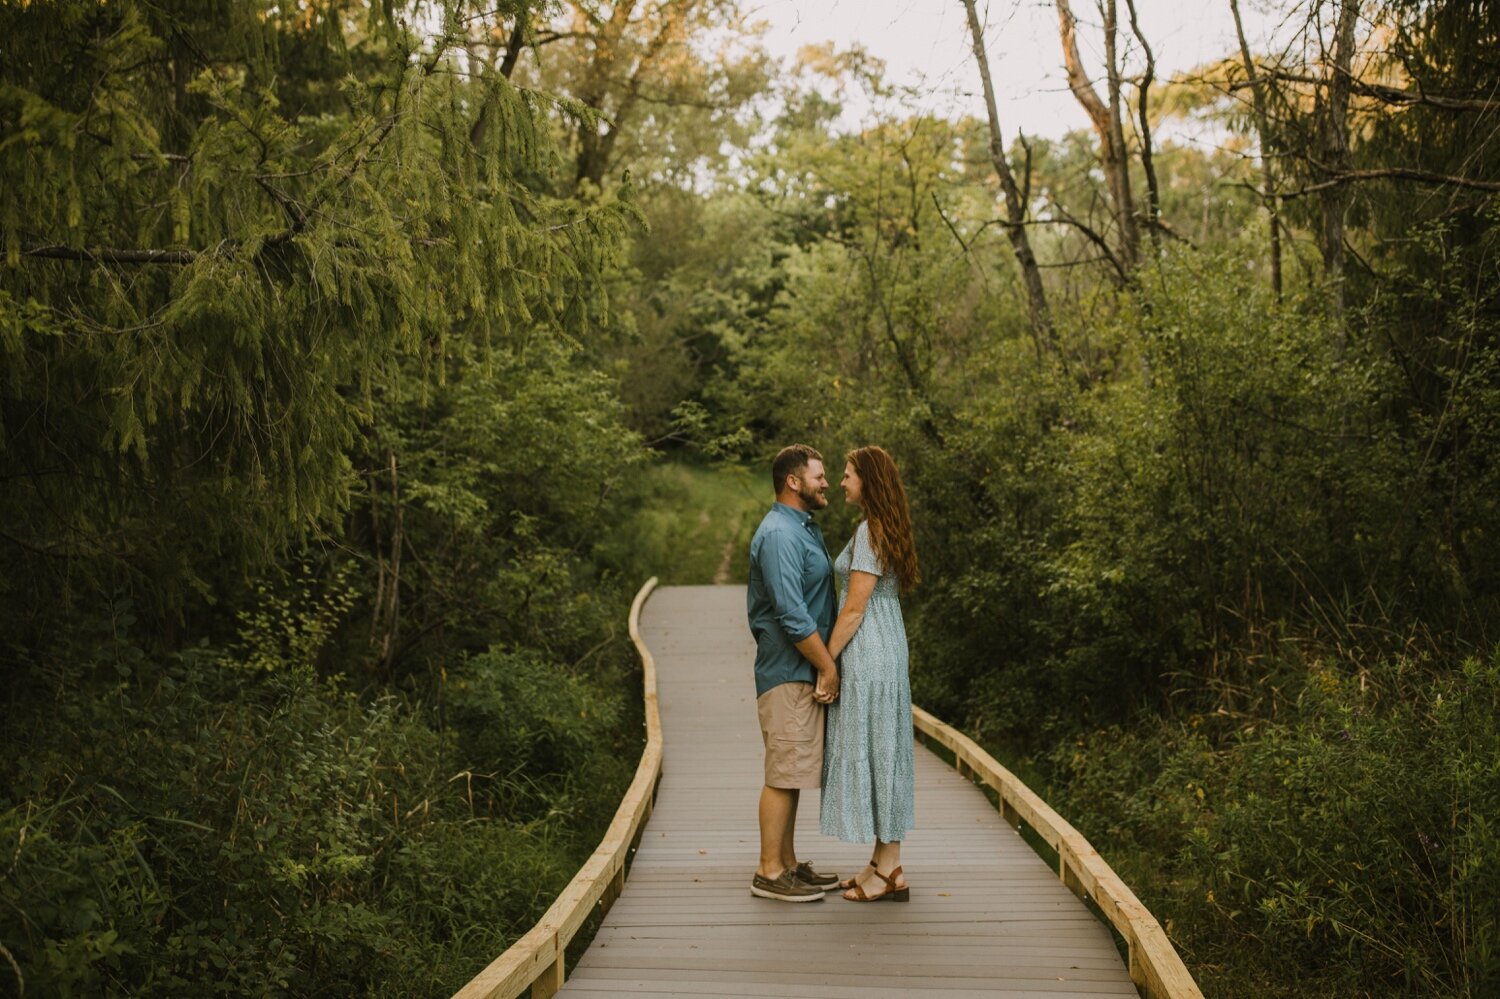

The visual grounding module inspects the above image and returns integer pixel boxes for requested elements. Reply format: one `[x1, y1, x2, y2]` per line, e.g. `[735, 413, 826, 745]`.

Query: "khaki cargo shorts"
[756, 681, 825, 789]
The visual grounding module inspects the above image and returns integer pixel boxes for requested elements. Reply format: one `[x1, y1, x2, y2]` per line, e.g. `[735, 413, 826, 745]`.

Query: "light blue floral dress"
[820, 520, 915, 843]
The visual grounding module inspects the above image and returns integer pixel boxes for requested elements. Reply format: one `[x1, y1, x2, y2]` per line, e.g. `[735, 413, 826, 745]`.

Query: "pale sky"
[748, 0, 1300, 141]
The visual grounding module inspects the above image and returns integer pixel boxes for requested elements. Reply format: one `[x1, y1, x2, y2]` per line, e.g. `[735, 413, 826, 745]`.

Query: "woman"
[820, 445, 920, 902]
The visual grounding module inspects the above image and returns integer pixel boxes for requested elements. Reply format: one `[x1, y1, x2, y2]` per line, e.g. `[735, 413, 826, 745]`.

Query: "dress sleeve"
[850, 521, 884, 576]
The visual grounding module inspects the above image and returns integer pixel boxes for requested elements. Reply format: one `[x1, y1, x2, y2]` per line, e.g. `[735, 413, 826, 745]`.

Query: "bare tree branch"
[1036, 205, 1128, 286]
[1230, 69, 1500, 112]
[1230, 0, 1283, 300]
[1280, 167, 1500, 197]
[961, 0, 1056, 355]
[23, 244, 200, 265]
[1123, 0, 1161, 252]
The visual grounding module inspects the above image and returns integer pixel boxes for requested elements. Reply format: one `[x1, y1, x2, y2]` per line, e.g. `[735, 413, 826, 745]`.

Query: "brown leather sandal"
[842, 865, 909, 902]
[838, 857, 876, 891]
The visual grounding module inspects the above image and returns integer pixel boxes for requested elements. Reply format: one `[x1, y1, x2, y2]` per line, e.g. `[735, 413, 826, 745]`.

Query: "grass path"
[711, 510, 744, 585]
[621, 461, 765, 585]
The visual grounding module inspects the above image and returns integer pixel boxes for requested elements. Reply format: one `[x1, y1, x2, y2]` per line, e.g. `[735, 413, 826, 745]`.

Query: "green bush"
[1045, 650, 1500, 997]
[905, 247, 1451, 740]
[0, 629, 631, 996]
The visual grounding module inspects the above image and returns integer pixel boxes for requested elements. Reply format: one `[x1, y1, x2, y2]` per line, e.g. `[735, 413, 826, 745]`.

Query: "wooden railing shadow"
[452, 578, 1204, 999]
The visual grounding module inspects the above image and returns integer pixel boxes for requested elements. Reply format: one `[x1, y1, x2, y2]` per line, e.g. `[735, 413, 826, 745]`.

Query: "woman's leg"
[838, 854, 875, 890]
[872, 839, 904, 884]
[842, 838, 906, 898]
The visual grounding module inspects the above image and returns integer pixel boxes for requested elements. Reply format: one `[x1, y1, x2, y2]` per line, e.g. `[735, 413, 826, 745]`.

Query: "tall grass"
[607, 460, 768, 585]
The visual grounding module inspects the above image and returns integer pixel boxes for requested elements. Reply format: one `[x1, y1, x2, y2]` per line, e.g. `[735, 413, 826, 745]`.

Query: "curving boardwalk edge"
[452, 577, 662, 999]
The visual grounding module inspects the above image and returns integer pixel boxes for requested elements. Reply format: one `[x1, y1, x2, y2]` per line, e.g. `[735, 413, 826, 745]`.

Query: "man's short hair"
[771, 444, 822, 493]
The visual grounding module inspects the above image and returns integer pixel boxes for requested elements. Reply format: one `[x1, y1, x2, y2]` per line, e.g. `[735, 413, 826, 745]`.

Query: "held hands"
[791, 632, 840, 704]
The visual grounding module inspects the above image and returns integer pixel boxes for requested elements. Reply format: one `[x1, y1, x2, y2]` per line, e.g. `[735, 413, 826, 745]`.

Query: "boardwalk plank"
[559, 585, 1135, 999]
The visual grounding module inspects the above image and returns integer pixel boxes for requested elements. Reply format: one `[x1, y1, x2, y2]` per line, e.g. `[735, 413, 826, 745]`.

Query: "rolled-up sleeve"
[759, 529, 818, 642]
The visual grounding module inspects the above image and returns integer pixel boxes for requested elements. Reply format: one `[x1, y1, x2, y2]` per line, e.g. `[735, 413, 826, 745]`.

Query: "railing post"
[1127, 933, 1150, 999]
[529, 936, 564, 999]
[1060, 855, 1083, 896]
[601, 866, 625, 910]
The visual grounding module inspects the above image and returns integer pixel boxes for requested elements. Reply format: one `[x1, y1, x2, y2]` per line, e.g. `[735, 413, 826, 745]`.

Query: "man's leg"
[757, 785, 798, 878]
[780, 788, 799, 872]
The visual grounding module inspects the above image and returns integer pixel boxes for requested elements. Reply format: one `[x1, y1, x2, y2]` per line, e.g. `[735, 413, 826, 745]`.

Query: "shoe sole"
[749, 885, 825, 902]
[840, 887, 910, 902]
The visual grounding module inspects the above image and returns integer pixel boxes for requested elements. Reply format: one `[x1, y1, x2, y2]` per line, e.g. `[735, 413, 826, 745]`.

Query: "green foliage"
[1, 629, 627, 996]
[235, 560, 361, 673]
[353, 338, 646, 675]
[605, 460, 767, 585]
[0, 0, 638, 638]
[0, 3, 651, 996]
[1047, 651, 1500, 997]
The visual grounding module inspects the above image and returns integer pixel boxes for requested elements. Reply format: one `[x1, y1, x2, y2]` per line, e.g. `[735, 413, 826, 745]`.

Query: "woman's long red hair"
[849, 445, 920, 594]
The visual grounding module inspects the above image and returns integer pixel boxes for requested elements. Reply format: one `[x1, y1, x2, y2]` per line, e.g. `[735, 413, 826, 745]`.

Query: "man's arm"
[759, 530, 840, 703]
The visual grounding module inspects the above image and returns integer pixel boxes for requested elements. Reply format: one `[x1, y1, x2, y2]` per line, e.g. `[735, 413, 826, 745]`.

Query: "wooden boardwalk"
[559, 585, 1137, 998]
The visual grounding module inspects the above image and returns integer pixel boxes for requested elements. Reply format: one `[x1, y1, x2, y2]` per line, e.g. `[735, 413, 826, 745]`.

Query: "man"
[745, 443, 842, 901]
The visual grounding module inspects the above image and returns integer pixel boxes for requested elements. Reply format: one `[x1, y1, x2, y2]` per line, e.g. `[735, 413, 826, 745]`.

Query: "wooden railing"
[452, 577, 661, 999]
[913, 706, 1204, 999]
[451, 577, 1201, 999]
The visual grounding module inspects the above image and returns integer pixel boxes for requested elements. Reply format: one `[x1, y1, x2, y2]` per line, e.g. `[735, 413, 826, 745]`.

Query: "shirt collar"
[772, 501, 815, 527]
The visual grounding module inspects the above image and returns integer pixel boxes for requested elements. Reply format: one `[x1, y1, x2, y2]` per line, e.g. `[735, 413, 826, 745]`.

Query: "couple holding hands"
[745, 443, 920, 903]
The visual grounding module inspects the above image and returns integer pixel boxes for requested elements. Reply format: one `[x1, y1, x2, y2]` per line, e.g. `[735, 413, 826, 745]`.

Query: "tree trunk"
[1123, 0, 1161, 253]
[961, 0, 1056, 355]
[1319, 0, 1361, 329]
[499, 8, 528, 78]
[571, 0, 694, 191]
[371, 449, 403, 676]
[1055, 0, 1138, 269]
[1230, 0, 1283, 300]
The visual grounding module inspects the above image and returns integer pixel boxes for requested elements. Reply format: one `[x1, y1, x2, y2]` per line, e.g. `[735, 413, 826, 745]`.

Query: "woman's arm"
[827, 570, 877, 661]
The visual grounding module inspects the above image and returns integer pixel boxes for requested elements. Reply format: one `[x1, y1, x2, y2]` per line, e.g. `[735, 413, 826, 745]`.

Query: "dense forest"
[2, 1, 1497, 996]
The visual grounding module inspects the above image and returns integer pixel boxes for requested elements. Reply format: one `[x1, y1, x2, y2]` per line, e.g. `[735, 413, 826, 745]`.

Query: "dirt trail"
[712, 513, 741, 585]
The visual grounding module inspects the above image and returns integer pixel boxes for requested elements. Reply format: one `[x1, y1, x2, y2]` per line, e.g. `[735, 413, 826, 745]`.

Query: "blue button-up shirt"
[746, 502, 836, 697]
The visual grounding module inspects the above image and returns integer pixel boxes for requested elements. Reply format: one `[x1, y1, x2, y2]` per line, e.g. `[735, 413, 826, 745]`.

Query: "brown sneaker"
[750, 869, 825, 902]
[794, 861, 839, 887]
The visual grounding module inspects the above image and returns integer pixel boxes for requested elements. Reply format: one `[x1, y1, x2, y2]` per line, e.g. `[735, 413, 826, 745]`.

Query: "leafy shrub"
[1045, 650, 1500, 997]
[0, 629, 633, 996]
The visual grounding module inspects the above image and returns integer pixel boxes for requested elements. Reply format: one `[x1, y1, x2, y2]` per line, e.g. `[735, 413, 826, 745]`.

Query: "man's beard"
[797, 483, 827, 509]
